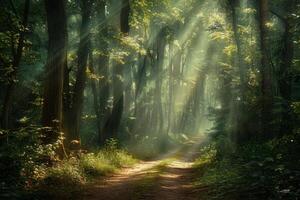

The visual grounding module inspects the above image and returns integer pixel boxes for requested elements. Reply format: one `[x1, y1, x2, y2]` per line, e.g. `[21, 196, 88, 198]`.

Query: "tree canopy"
[1, 0, 300, 199]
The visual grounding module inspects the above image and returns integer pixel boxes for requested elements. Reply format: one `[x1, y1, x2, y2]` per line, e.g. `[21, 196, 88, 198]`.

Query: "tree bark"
[167, 43, 174, 134]
[89, 49, 102, 143]
[275, 1, 295, 135]
[154, 29, 166, 134]
[106, 0, 130, 138]
[226, 0, 250, 142]
[67, 0, 93, 141]
[258, 0, 273, 136]
[42, 0, 67, 141]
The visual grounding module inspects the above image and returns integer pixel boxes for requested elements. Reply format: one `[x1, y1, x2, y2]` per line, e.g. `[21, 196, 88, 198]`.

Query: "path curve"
[81, 137, 206, 200]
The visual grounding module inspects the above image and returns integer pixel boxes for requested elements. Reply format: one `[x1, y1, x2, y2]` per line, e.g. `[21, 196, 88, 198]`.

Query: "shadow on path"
[81, 137, 206, 200]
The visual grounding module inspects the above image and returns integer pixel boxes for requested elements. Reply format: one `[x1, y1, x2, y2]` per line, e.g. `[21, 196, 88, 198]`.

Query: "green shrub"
[79, 153, 116, 177]
[193, 133, 300, 200]
[1, 129, 137, 199]
[0, 126, 63, 198]
[44, 159, 85, 186]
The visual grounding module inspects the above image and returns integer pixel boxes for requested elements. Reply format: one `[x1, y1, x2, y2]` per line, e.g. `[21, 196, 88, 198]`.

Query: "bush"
[1, 129, 137, 199]
[0, 126, 61, 198]
[80, 139, 137, 177]
[80, 153, 116, 177]
[193, 133, 300, 200]
[44, 159, 85, 186]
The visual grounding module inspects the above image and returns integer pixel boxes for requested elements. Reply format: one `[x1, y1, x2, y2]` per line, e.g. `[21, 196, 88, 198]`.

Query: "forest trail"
[81, 138, 204, 200]
[151, 159, 199, 200]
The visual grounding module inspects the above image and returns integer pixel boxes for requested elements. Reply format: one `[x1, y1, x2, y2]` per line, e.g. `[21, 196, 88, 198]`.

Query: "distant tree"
[96, 0, 110, 144]
[65, 0, 93, 142]
[257, 0, 273, 136]
[271, 1, 296, 135]
[105, 0, 131, 138]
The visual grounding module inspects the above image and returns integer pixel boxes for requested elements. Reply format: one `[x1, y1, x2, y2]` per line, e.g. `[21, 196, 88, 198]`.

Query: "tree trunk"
[279, 21, 293, 134]
[91, 0, 111, 144]
[42, 0, 67, 141]
[192, 73, 206, 134]
[67, 0, 93, 141]
[277, 1, 295, 135]
[1, 0, 30, 129]
[167, 43, 174, 134]
[258, 0, 273, 136]
[227, 0, 246, 88]
[226, 0, 249, 142]
[154, 29, 166, 134]
[89, 49, 102, 143]
[106, 0, 130, 138]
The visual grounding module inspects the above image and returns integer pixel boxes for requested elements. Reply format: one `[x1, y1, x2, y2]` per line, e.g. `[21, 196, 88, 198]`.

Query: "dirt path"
[153, 160, 199, 200]
[81, 140, 204, 200]
[81, 160, 162, 200]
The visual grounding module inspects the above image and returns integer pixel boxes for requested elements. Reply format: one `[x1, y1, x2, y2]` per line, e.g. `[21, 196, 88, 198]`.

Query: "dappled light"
[1, 0, 300, 199]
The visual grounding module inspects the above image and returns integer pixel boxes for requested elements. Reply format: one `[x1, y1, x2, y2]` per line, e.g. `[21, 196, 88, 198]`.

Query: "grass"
[34, 146, 137, 199]
[80, 149, 136, 177]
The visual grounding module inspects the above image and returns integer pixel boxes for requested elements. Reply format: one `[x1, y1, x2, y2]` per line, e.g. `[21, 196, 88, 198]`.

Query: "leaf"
[265, 157, 274, 162]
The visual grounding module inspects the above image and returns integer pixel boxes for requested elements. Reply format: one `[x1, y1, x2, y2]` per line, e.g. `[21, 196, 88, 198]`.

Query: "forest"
[0, 0, 300, 199]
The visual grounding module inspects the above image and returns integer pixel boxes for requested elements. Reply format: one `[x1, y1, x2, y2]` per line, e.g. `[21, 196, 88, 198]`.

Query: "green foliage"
[194, 133, 300, 199]
[79, 153, 115, 177]
[80, 139, 136, 177]
[46, 159, 85, 185]
[0, 127, 137, 199]
[127, 134, 176, 159]
[36, 143, 135, 196]
[1, 0, 300, 198]
[128, 137, 161, 159]
[0, 126, 62, 198]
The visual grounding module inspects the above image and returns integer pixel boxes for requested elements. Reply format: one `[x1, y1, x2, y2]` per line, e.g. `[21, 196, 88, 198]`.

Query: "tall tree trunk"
[275, 1, 295, 135]
[42, 0, 67, 141]
[135, 54, 148, 105]
[279, 20, 293, 134]
[67, 0, 93, 141]
[227, 0, 246, 88]
[124, 61, 134, 117]
[258, 0, 273, 136]
[226, 0, 249, 142]
[93, 0, 111, 144]
[1, 0, 30, 129]
[89, 49, 102, 143]
[106, 0, 130, 138]
[192, 72, 206, 134]
[167, 43, 174, 134]
[154, 29, 166, 134]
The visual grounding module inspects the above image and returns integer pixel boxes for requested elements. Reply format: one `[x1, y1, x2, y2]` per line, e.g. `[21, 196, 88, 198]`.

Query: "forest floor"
[80, 138, 206, 200]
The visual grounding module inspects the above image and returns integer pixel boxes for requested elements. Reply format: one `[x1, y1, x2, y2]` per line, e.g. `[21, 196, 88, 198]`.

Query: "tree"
[42, 0, 67, 140]
[152, 28, 166, 134]
[1, 0, 30, 129]
[96, 0, 110, 144]
[257, 0, 273, 136]
[105, 0, 131, 138]
[225, 0, 249, 142]
[271, 1, 296, 135]
[65, 0, 93, 142]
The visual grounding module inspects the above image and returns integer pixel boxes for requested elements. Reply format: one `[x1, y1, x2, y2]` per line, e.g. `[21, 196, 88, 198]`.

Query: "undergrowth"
[0, 127, 137, 199]
[193, 132, 300, 200]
